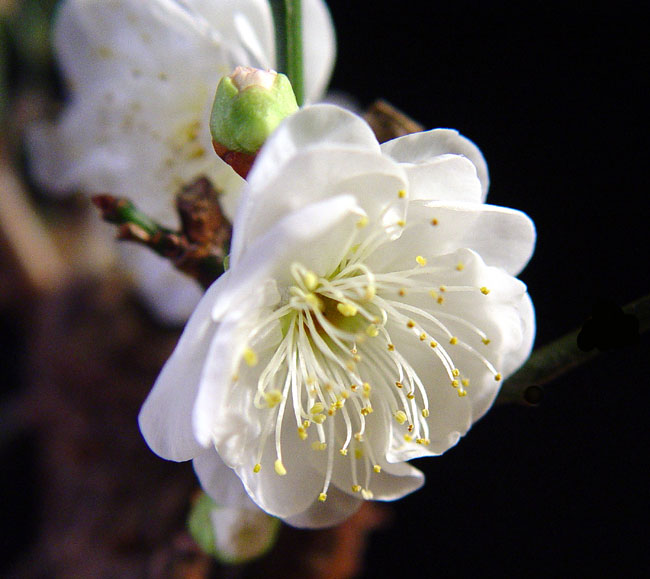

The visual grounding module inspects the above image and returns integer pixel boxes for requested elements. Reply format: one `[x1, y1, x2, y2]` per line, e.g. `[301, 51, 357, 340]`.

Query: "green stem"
[271, 0, 304, 106]
[497, 294, 650, 405]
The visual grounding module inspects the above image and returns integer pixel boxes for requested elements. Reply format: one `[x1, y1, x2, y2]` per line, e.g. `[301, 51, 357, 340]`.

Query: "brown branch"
[92, 177, 232, 289]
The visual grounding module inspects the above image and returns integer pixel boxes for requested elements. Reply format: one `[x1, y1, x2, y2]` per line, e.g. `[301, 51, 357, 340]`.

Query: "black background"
[325, 1, 649, 576]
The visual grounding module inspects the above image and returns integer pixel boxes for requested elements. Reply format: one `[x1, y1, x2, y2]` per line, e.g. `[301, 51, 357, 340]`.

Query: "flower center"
[237, 222, 501, 504]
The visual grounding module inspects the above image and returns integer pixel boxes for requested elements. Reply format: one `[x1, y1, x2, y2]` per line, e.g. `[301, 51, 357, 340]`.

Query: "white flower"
[28, 0, 335, 324]
[139, 104, 536, 528]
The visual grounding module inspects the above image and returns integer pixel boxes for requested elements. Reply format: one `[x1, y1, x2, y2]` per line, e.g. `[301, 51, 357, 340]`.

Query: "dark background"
[325, 1, 649, 576]
[2, 1, 649, 576]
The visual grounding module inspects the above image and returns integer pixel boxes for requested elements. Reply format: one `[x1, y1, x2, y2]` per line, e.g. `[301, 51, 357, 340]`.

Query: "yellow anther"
[328, 407, 336, 416]
[253, 463, 261, 473]
[350, 384, 358, 391]
[366, 324, 379, 337]
[264, 389, 283, 408]
[334, 398, 344, 408]
[462, 378, 470, 387]
[404, 434, 413, 442]
[352, 354, 362, 363]
[407, 424, 414, 432]
[303, 270, 319, 291]
[318, 492, 327, 502]
[451, 380, 459, 388]
[356, 215, 368, 228]
[480, 286, 490, 295]
[419, 333, 427, 341]
[311, 441, 327, 451]
[243, 347, 258, 367]
[363, 382, 371, 393]
[361, 405, 373, 416]
[430, 341, 438, 348]
[422, 408, 430, 418]
[354, 433, 364, 443]
[452, 368, 460, 377]
[397, 219, 406, 227]
[337, 302, 358, 317]
[429, 289, 439, 300]
[297, 427, 308, 440]
[398, 288, 407, 296]
[354, 447, 364, 458]
[395, 381, 404, 389]
[398, 189, 407, 198]
[458, 389, 468, 397]
[449, 336, 458, 345]
[302, 419, 311, 429]
[373, 465, 382, 473]
[431, 218, 439, 226]
[416, 438, 430, 445]
[310, 402, 324, 414]
[406, 320, 416, 329]
[312, 413, 326, 424]
[456, 262, 465, 271]
[305, 292, 324, 311]
[437, 296, 445, 304]
[340, 448, 348, 456]
[341, 390, 350, 400]
[394, 410, 407, 425]
[482, 338, 491, 345]
[407, 391, 415, 400]
[274, 459, 287, 476]
[416, 255, 427, 266]
[361, 489, 374, 500]
[387, 343, 395, 351]
[352, 484, 362, 493]
[495, 373, 502, 381]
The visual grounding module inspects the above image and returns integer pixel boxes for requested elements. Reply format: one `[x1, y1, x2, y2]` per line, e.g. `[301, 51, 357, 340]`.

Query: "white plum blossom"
[139, 104, 536, 528]
[28, 0, 335, 324]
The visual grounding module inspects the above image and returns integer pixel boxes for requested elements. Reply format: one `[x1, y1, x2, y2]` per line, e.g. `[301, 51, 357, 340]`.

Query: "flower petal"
[193, 447, 260, 510]
[243, 104, 380, 200]
[366, 200, 535, 276]
[302, 0, 337, 103]
[381, 128, 490, 200]
[401, 154, 483, 204]
[284, 484, 363, 529]
[138, 271, 231, 461]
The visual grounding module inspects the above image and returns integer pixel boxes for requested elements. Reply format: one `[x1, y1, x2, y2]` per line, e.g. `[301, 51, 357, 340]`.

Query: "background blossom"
[27, 0, 335, 324]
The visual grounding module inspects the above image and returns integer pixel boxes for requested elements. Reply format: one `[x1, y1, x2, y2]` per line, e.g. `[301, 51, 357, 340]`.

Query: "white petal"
[193, 448, 259, 510]
[402, 154, 483, 204]
[284, 484, 363, 529]
[301, 0, 337, 103]
[138, 271, 231, 461]
[244, 104, 380, 199]
[233, 134, 405, 259]
[382, 128, 490, 200]
[367, 200, 536, 276]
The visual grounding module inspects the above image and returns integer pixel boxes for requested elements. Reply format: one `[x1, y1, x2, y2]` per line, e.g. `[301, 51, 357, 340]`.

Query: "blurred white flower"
[139, 104, 536, 528]
[28, 0, 335, 324]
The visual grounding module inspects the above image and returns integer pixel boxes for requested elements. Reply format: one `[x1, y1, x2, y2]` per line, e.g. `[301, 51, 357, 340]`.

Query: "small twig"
[363, 100, 424, 143]
[92, 177, 231, 289]
[497, 295, 648, 406]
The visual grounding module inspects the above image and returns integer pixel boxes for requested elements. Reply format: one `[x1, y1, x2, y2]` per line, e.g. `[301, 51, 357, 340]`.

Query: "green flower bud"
[210, 66, 298, 155]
